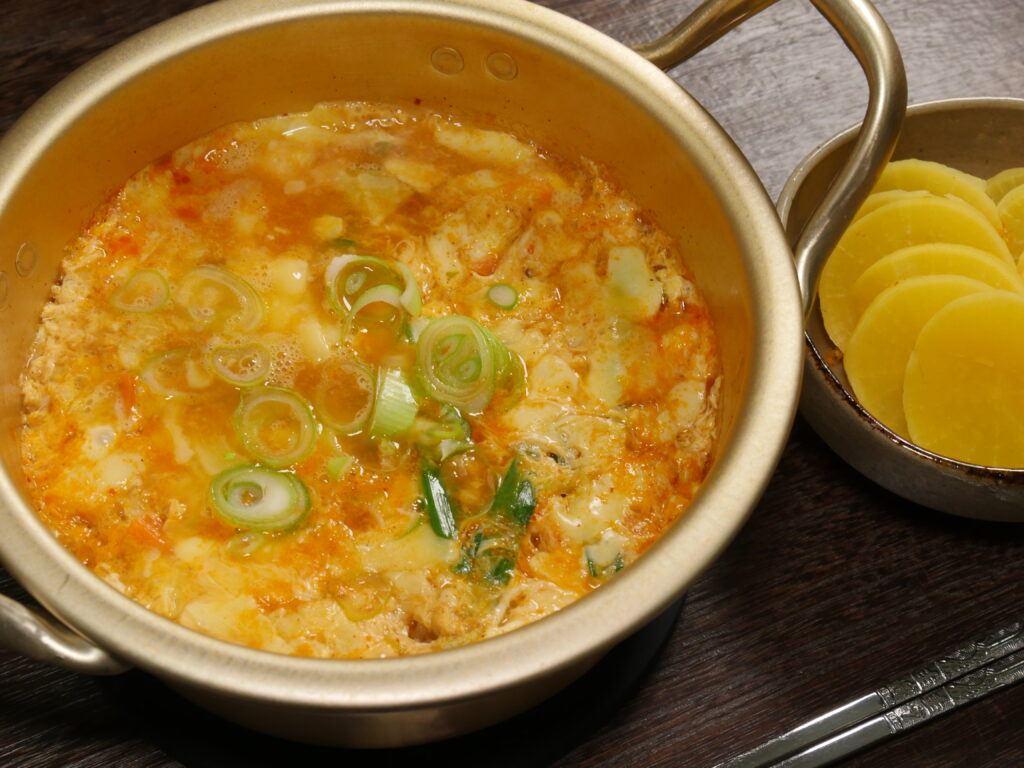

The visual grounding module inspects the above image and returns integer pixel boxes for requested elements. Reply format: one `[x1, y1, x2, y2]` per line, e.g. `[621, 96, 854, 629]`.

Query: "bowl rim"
[0, 0, 804, 710]
[778, 95, 1024, 484]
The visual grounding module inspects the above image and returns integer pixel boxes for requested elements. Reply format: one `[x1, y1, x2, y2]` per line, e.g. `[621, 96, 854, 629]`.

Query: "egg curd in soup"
[20, 102, 720, 658]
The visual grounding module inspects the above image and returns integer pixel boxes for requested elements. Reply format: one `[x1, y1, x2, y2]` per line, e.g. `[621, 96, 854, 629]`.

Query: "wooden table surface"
[2, 0, 1024, 766]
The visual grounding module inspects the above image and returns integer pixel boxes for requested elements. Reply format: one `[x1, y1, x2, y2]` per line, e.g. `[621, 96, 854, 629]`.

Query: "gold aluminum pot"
[0, 0, 903, 747]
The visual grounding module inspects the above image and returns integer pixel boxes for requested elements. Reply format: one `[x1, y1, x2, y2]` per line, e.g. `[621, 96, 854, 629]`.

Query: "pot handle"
[634, 0, 906, 316]
[0, 592, 129, 674]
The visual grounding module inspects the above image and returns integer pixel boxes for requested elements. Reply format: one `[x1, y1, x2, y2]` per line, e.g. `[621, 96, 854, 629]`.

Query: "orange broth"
[20, 101, 720, 658]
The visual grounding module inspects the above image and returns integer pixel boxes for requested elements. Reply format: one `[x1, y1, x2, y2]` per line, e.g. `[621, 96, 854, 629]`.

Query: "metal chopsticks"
[714, 620, 1024, 768]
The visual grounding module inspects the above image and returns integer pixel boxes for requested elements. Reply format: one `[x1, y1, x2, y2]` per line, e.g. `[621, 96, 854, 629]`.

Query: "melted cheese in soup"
[20, 102, 720, 658]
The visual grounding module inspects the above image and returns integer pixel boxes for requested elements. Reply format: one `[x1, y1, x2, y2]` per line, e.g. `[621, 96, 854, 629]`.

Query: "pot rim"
[0, 0, 803, 710]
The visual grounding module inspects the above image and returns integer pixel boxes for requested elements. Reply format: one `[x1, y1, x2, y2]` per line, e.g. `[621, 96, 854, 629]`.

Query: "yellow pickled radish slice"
[996, 183, 1024, 265]
[851, 243, 1024, 321]
[873, 159, 1001, 231]
[819, 195, 1013, 351]
[903, 290, 1024, 467]
[986, 166, 1024, 203]
[851, 190, 932, 225]
[845, 275, 995, 437]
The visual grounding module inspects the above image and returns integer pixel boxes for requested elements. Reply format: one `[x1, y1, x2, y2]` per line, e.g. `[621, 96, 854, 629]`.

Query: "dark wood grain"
[2, 0, 1024, 766]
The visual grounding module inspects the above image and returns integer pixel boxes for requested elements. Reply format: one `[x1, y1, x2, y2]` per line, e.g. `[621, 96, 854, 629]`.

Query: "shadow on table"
[102, 597, 685, 768]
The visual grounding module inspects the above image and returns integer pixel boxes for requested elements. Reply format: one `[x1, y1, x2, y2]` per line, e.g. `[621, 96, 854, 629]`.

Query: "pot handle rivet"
[15, 241, 38, 278]
[431, 46, 465, 75]
[486, 52, 518, 81]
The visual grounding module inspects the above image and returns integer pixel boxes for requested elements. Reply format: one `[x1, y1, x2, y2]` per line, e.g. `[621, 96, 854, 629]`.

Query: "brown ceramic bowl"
[780, 97, 1024, 523]
[0, 0, 901, 747]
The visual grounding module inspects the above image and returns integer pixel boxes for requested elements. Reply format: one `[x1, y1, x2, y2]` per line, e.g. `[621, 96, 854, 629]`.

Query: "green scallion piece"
[395, 262, 423, 317]
[176, 265, 265, 331]
[370, 368, 419, 437]
[111, 269, 170, 313]
[209, 342, 271, 387]
[326, 454, 354, 481]
[395, 513, 424, 540]
[324, 254, 400, 317]
[314, 358, 376, 432]
[486, 556, 517, 584]
[421, 462, 457, 539]
[416, 315, 508, 413]
[139, 348, 212, 397]
[486, 284, 518, 310]
[491, 458, 537, 527]
[234, 386, 319, 468]
[209, 464, 310, 532]
[585, 548, 625, 580]
[346, 284, 404, 332]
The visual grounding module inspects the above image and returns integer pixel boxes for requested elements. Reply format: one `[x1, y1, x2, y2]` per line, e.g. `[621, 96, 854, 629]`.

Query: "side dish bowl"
[780, 97, 1024, 522]
[0, 0, 901, 746]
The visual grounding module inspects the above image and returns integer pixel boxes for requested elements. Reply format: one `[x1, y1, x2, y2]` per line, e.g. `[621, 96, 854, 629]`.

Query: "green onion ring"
[140, 348, 211, 397]
[348, 284, 403, 321]
[324, 254, 393, 316]
[234, 386, 319, 467]
[482, 326, 514, 378]
[326, 454, 354, 481]
[210, 464, 310, 531]
[176, 265, 265, 331]
[111, 269, 170, 313]
[314, 358, 376, 432]
[370, 368, 419, 438]
[416, 315, 504, 413]
[209, 343, 271, 387]
[345, 270, 367, 296]
[486, 284, 518, 310]
[394, 262, 422, 317]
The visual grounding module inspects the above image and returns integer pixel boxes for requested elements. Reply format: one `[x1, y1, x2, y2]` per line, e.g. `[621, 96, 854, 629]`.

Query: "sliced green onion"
[585, 548, 625, 579]
[177, 265, 265, 331]
[412, 405, 473, 463]
[209, 343, 271, 387]
[326, 454, 354, 481]
[370, 368, 419, 438]
[438, 438, 472, 462]
[347, 284, 403, 330]
[487, 284, 518, 310]
[482, 327, 513, 379]
[421, 462, 457, 539]
[486, 556, 517, 584]
[210, 464, 310, 531]
[234, 386, 319, 467]
[226, 530, 266, 558]
[406, 316, 430, 343]
[111, 269, 170, 313]
[140, 348, 211, 397]
[345, 270, 368, 295]
[454, 526, 518, 584]
[314, 358, 376, 432]
[491, 458, 537, 527]
[325, 254, 397, 316]
[394, 262, 422, 317]
[416, 315, 503, 413]
[395, 513, 424, 540]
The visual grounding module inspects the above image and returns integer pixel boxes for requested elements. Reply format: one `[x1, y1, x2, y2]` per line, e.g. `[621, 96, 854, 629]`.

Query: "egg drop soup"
[20, 102, 720, 658]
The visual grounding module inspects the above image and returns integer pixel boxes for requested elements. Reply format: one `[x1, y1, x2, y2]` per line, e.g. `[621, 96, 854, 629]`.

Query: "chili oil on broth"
[19, 101, 721, 659]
